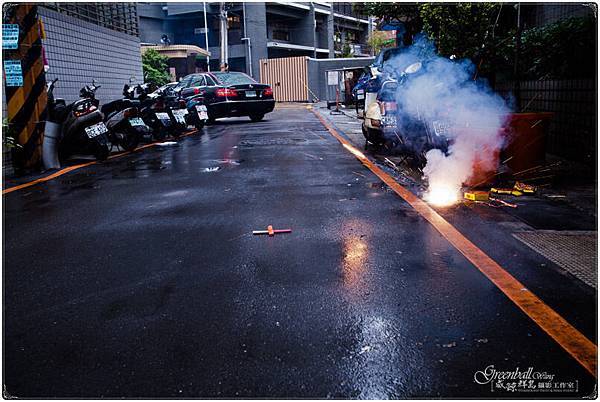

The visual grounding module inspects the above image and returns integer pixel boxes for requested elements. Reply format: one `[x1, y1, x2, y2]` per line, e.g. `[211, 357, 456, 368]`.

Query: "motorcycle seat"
[101, 99, 133, 116]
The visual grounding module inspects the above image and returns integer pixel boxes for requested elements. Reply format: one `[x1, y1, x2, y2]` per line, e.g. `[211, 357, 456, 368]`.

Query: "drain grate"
[513, 230, 598, 289]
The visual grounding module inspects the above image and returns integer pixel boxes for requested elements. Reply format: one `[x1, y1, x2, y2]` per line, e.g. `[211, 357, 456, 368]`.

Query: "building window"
[333, 2, 367, 20]
[227, 14, 241, 30]
[271, 24, 290, 41]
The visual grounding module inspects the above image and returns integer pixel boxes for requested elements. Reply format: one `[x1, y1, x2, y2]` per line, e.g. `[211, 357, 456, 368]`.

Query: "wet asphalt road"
[3, 107, 597, 398]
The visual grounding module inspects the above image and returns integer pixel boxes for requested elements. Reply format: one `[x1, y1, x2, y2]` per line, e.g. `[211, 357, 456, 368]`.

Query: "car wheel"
[249, 113, 264, 122]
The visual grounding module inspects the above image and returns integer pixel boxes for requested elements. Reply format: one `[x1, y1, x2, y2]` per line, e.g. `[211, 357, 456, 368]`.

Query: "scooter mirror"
[129, 76, 136, 83]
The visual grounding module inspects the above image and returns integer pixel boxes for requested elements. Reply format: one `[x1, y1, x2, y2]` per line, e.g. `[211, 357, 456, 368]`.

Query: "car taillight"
[179, 99, 186, 108]
[193, 87, 202, 95]
[263, 87, 273, 97]
[152, 100, 164, 109]
[74, 104, 96, 117]
[216, 88, 238, 98]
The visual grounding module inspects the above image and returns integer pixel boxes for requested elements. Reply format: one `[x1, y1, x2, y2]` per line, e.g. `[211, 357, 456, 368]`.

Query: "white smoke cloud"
[384, 35, 510, 204]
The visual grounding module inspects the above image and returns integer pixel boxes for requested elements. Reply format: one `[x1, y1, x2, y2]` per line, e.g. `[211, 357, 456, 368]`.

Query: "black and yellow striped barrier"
[3, 3, 47, 169]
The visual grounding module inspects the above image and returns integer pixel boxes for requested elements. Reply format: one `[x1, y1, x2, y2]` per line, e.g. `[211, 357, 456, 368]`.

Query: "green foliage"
[2, 118, 21, 149]
[514, 16, 596, 79]
[367, 31, 395, 55]
[419, 3, 501, 59]
[352, 3, 596, 80]
[339, 42, 353, 58]
[142, 49, 171, 86]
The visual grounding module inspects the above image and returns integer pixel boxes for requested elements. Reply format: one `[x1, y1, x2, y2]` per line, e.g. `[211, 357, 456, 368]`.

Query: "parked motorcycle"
[43, 78, 110, 168]
[362, 60, 451, 165]
[124, 83, 174, 141]
[101, 98, 150, 151]
[184, 95, 209, 131]
[161, 86, 190, 137]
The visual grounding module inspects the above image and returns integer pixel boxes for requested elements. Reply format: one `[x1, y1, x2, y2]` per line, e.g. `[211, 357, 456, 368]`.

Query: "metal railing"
[42, 3, 139, 36]
[495, 78, 597, 164]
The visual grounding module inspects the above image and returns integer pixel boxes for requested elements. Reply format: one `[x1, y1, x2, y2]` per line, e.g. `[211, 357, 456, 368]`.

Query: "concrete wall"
[139, 16, 166, 44]
[244, 3, 268, 80]
[296, 6, 316, 49]
[39, 7, 144, 104]
[307, 57, 374, 101]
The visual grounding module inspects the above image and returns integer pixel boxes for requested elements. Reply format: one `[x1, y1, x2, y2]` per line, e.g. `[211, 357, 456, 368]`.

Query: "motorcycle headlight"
[404, 62, 422, 74]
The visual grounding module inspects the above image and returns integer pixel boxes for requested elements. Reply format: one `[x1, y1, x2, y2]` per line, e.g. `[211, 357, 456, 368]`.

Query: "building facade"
[39, 3, 144, 104]
[2, 3, 144, 173]
[138, 2, 373, 80]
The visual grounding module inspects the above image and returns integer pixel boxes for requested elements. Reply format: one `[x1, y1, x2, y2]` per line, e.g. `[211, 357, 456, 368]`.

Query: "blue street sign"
[2, 24, 19, 49]
[4, 60, 23, 87]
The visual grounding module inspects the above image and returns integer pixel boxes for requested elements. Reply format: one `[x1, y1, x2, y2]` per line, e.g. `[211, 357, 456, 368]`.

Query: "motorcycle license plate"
[129, 117, 146, 127]
[173, 109, 187, 124]
[246, 91, 257, 97]
[432, 120, 450, 136]
[85, 122, 108, 139]
[356, 89, 365, 100]
[156, 112, 170, 121]
[196, 105, 208, 119]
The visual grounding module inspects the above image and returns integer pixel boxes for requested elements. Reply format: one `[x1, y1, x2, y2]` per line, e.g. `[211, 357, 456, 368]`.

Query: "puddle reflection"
[340, 219, 372, 295]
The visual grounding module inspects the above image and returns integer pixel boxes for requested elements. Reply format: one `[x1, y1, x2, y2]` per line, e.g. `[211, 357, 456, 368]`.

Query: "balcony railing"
[334, 42, 371, 56]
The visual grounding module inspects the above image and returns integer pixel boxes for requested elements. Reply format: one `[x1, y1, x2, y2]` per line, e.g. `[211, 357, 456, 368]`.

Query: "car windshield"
[213, 72, 256, 85]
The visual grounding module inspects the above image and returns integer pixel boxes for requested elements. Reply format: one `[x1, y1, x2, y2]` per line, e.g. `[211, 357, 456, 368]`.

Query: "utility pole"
[203, 1, 210, 71]
[311, 2, 316, 58]
[242, 2, 252, 77]
[219, 2, 228, 67]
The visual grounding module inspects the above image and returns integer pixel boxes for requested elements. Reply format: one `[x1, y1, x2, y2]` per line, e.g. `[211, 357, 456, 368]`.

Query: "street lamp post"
[242, 2, 252, 78]
[203, 1, 210, 71]
[241, 37, 252, 78]
[219, 2, 228, 66]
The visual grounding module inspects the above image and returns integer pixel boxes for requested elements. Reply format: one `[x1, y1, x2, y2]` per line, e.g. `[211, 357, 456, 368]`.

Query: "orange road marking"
[2, 161, 96, 194]
[312, 109, 597, 378]
[3, 130, 199, 195]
